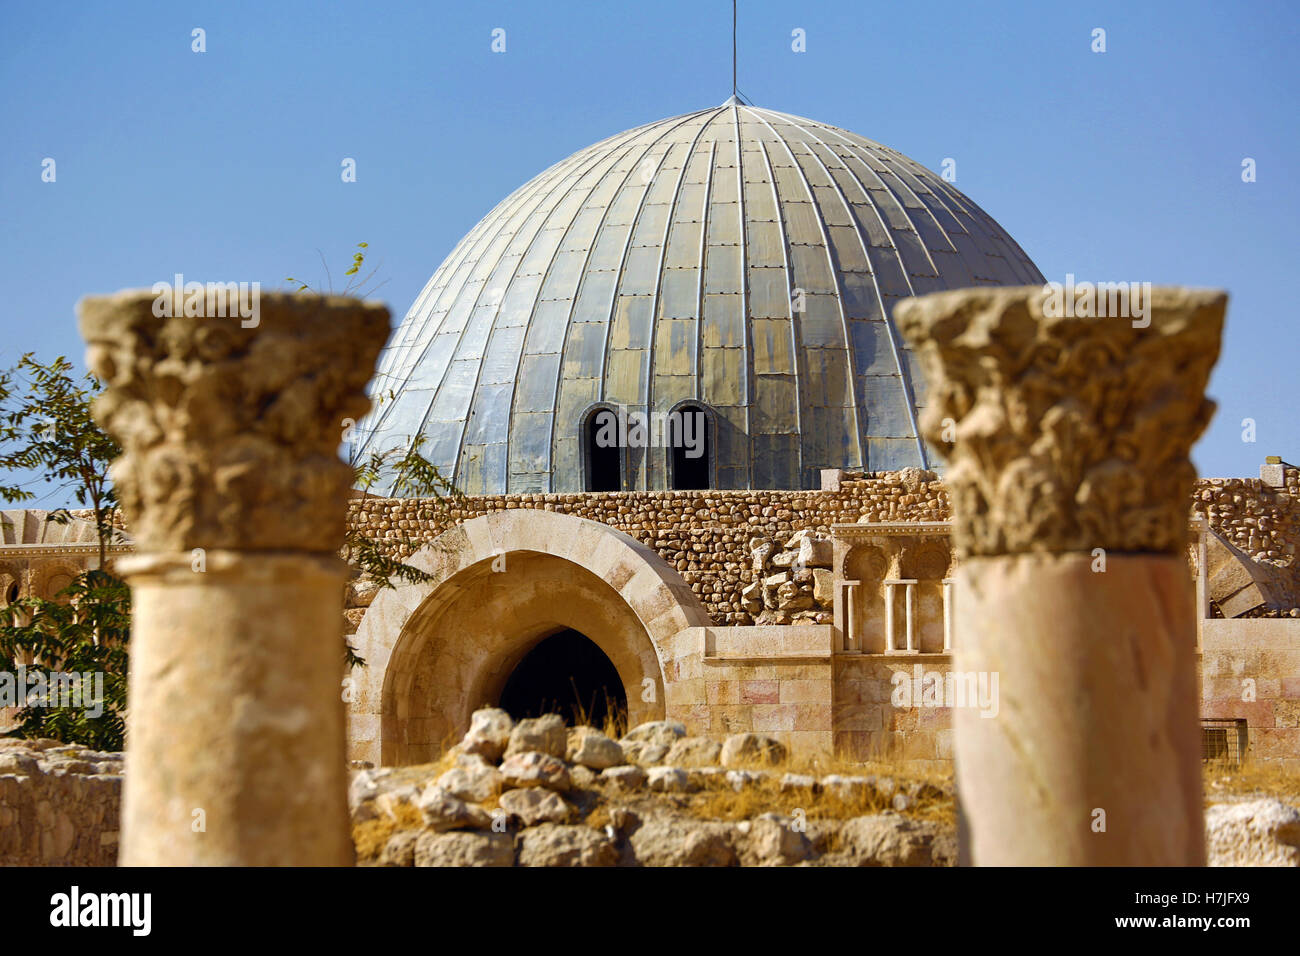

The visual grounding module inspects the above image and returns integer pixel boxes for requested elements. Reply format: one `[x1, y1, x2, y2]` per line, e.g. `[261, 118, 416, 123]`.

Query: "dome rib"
[638, 108, 734, 491]
[746, 106, 867, 472]
[357, 105, 1044, 493]
[753, 106, 926, 468]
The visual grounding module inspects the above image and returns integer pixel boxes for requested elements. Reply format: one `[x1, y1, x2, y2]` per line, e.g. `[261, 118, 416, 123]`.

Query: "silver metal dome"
[358, 103, 1043, 493]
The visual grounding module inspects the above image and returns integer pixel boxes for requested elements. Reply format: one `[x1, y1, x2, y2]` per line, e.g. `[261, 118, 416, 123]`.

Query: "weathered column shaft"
[942, 579, 953, 652]
[896, 285, 1224, 866]
[884, 581, 897, 652]
[80, 290, 388, 866]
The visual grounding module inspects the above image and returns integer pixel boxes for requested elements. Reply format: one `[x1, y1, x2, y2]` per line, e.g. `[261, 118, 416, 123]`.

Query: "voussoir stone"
[414, 830, 514, 867]
[517, 823, 619, 867]
[460, 707, 514, 762]
[567, 727, 625, 769]
[720, 733, 788, 768]
[498, 787, 572, 826]
[664, 737, 722, 767]
[506, 714, 568, 759]
[498, 751, 572, 792]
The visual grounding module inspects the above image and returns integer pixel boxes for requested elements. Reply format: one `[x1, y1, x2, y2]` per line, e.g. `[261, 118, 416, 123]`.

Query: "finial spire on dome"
[732, 0, 738, 100]
[725, 2, 754, 106]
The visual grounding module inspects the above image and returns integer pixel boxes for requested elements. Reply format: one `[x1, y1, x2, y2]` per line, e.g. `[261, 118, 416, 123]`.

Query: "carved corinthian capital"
[894, 286, 1225, 558]
[78, 290, 390, 553]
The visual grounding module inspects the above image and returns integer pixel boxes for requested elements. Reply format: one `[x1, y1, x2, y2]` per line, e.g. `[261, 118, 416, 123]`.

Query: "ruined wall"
[0, 739, 122, 865]
[347, 469, 947, 627]
[347, 464, 1300, 626]
[1192, 465, 1300, 569]
[1201, 618, 1300, 771]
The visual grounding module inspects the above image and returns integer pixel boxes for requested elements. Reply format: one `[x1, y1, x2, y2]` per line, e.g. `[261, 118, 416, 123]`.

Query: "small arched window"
[583, 406, 621, 492]
[669, 403, 711, 490]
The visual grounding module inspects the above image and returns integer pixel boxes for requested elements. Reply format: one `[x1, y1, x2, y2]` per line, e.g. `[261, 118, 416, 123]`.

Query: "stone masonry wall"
[1192, 465, 1300, 578]
[0, 739, 122, 865]
[348, 464, 1300, 626]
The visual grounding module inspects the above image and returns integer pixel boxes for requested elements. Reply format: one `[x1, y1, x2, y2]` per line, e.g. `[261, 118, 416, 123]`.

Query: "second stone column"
[896, 286, 1224, 866]
[80, 289, 389, 866]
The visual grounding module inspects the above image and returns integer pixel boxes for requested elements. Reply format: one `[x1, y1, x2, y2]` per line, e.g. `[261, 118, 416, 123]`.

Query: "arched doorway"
[498, 628, 628, 729]
[582, 405, 621, 492]
[346, 510, 713, 766]
[669, 402, 711, 490]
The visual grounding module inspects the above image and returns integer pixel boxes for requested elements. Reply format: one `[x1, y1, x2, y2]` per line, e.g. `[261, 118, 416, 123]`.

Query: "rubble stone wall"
[0, 740, 122, 866]
[347, 464, 1300, 625]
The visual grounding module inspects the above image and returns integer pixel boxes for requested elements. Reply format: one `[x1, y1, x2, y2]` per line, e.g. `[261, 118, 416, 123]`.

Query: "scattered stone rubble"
[349, 709, 1300, 868]
[1205, 799, 1300, 867]
[741, 529, 836, 625]
[349, 707, 959, 867]
[0, 739, 122, 866]
[2, 713, 1297, 867]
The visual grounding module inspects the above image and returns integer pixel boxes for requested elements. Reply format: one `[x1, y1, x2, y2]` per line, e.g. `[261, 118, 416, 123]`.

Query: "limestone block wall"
[347, 463, 1300, 627]
[0, 740, 122, 865]
[1200, 617, 1300, 770]
[833, 655, 956, 774]
[673, 625, 836, 756]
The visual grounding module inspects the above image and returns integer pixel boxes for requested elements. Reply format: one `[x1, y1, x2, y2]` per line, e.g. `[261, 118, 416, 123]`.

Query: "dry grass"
[353, 801, 424, 861]
[575, 748, 956, 830]
[355, 735, 1300, 862]
[1203, 760, 1300, 804]
[567, 696, 629, 742]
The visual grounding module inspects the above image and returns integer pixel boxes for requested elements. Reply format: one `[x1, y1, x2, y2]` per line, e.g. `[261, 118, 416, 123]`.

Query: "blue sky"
[1, 0, 1295, 498]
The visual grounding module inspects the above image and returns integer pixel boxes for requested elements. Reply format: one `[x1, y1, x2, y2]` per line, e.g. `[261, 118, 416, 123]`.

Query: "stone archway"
[347, 510, 711, 766]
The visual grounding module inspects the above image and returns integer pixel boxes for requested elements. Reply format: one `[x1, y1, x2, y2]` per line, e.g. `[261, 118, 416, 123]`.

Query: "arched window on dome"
[669, 402, 712, 491]
[582, 405, 621, 492]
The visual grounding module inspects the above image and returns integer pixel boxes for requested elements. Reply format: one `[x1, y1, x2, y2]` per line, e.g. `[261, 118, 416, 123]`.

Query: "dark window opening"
[498, 629, 626, 729]
[584, 409, 621, 492]
[669, 404, 710, 490]
[1202, 718, 1248, 765]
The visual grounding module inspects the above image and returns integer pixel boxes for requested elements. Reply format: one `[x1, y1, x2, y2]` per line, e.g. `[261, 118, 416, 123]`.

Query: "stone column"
[79, 289, 389, 866]
[942, 579, 954, 652]
[902, 579, 917, 652]
[883, 580, 898, 652]
[895, 286, 1224, 866]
